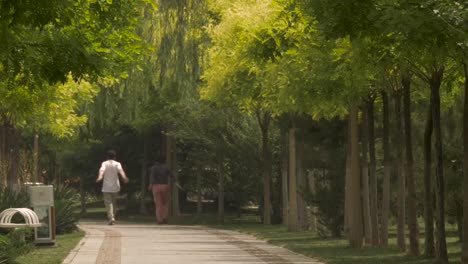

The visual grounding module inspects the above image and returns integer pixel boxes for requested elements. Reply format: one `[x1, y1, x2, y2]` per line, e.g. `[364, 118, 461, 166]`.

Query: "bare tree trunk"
[281, 133, 289, 225]
[32, 134, 39, 183]
[402, 75, 420, 256]
[288, 125, 299, 231]
[7, 127, 20, 189]
[196, 163, 202, 216]
[430, 68, 448, 263]
[349, 105, 363, 248]
[80, 176, 87, 214]
[380, 91, 391, 247]
[344, 118, 352, 238]
[394, 91, 406, 252]
[367, 99, 379, 246]
[139, 137, 149, 215]
[257, 111, 272, 225]
[172, 140, 180, 216]
[308, 170, 316, 232]
[297, 139, 308, 230]
[462, 61, 468, 263]
[423, 97, 435, 257]
[218, 157, 225, 224]
[360, 105, 372, 244]
[0, 122, 5, 188]
[165, 134, 175, 217]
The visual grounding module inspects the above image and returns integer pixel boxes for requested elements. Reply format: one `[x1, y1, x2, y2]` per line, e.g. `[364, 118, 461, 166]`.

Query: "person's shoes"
[108, 219, 115, 225]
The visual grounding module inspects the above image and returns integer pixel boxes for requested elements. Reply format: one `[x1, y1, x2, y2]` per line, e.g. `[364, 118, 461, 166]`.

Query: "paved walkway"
[63, 221, 323, 264]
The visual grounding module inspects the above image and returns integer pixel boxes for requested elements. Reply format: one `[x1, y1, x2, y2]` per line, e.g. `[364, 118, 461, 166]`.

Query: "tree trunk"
[380, 91, 391, 247]
[288, 125, 299, 231]
[462, 61, 468, 263]
[348, 105, 363, 248]
[80, 176, 87, 214]
[423, 100, 435, 257]
[172, 140, 180, 216]
[394, 91, 406, 252]
[218, 157, 225, 224]
[32, 134, 39, 183]
[308, 170, 316, 232]
[367, 99, 379, 246]
[139, 137, 149, 215]
[344, 117, 352, 238]
[196, 166, 202, 216]
[402, 75, 420, 256]
[257, 111, 271, 225]
[360, 105, 372, 244]
[430, 68, 448, 263]
[297, 139, 308, 230]
[0, 122, 5, 188]
[281, 133, 289, 225]
[7, 127, 20, 189]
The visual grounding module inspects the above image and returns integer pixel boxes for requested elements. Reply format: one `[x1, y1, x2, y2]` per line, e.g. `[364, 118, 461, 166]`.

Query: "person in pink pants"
[148, 157, 171, 224]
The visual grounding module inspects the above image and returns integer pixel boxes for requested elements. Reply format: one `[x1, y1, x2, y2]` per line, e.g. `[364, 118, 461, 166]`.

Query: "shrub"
[0, 229, 33, 263]
[54, 185, 80, 234]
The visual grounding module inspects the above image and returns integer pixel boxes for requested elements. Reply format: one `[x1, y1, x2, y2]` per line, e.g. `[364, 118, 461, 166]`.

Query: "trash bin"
[28, 185, 56, 246]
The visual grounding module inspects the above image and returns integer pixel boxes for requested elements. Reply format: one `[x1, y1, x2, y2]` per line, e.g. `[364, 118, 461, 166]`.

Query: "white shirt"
[99, 160, 123, 193]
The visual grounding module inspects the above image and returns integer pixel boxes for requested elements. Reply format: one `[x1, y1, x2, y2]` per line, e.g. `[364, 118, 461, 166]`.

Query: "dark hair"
[106, 150, 116, 160]
[155, 154, 166, 163]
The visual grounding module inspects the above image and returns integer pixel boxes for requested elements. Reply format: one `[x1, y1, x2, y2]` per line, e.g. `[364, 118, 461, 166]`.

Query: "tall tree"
[402, 74, 420, 256]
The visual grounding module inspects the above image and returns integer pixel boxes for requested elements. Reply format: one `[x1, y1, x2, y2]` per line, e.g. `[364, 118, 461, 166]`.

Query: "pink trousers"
[152, 184, 170, 223]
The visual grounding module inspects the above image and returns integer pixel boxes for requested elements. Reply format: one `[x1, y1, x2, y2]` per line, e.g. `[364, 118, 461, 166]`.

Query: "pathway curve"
[63, 221, 323, 264]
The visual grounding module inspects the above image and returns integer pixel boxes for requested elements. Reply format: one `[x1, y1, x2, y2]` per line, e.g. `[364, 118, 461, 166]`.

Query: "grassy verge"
[212, 223, 460, 264]
[12, 230, 84, 264]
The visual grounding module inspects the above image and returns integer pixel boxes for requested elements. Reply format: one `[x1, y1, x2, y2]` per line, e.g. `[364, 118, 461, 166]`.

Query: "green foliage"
[0, 188, 29, 213]
[0, 229, 33, 263]
[54, 185, 80, 234]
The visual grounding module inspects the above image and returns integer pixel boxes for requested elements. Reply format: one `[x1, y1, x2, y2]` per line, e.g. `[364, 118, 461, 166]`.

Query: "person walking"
[148, 156, 171, 224]
[96, 150, 129, 225]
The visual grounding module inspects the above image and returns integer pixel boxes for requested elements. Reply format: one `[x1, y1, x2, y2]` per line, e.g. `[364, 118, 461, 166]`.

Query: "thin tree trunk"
[139, 137, 149, 215]
[394, 91, 406, 252]
[360, 106, 372, 244]
[367, 99, 379, 246]
[344, 117, 352, 238]
[308, 170, 316, 232]
[0, 122, 5, 188]
[402, 75, 420, 256]
[288, 125, 299, 231]
[430, 68, 448, 263]
[32, 134, 39, 183]
[281, 133, 289, 225]
[172, 140, 180, 216]
[462, 61, 468, 263]
[380, 91, 391, 247]
[80, 176, 87, 214]
[297, 139, 308, 230]
[218, 157, 225, 224]
[165, 134, 173, 216]
[196, 165, 202, 216]
[257, 111, 271, 225]
[349, 105, 363, 248]
[7, 127, 20, 189]
[423, 101, 435, 257]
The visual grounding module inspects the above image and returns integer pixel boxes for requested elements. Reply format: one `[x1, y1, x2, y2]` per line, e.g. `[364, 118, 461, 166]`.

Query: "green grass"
[12, 230, 84, 264]
[211, 223, 461, 264]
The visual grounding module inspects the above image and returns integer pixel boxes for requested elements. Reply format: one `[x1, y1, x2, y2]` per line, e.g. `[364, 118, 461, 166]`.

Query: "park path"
[63, 221, 324, 264]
